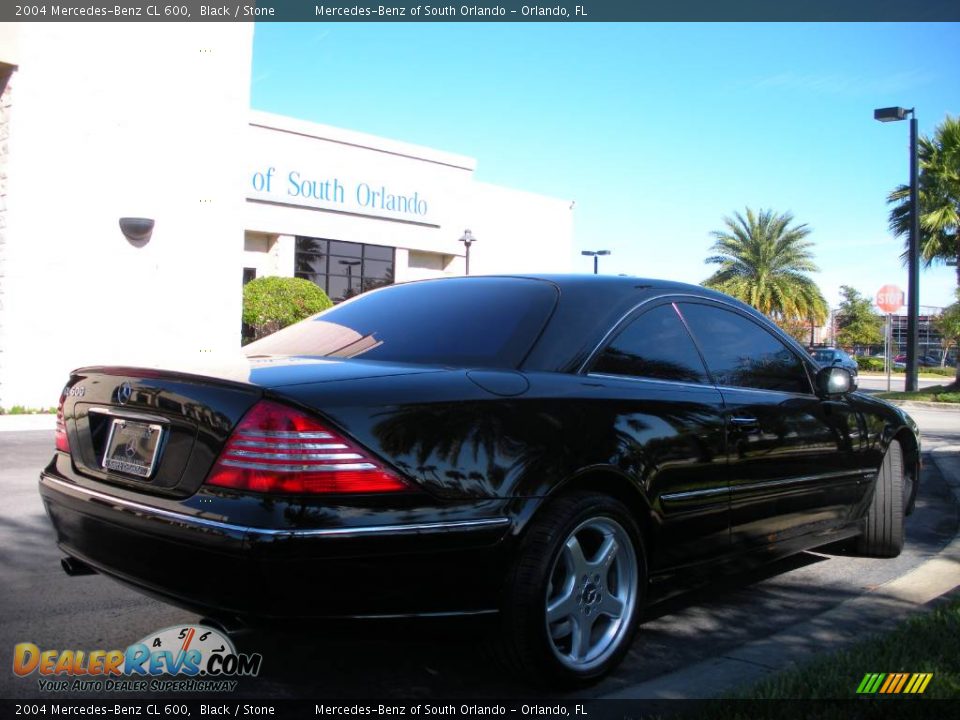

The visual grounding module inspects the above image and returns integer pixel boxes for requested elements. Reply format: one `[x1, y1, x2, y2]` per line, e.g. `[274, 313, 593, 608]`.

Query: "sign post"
[876, 285, 905, 391]
[886, 314, 892, 392]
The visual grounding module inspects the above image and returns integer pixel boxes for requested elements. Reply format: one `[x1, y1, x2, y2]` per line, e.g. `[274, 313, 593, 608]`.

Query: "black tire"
[855, 440, 905, 558]
[497, 493, 645, 686]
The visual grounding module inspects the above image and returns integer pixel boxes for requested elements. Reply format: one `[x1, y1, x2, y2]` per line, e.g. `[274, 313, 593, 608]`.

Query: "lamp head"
[874, 106, 910, 123]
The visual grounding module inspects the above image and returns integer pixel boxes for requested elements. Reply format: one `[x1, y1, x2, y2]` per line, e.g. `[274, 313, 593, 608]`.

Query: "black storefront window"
[295, 237, 396, 303]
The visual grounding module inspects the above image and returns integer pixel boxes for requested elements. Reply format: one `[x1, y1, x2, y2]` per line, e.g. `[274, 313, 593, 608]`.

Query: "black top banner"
[6, 0, 960, 22]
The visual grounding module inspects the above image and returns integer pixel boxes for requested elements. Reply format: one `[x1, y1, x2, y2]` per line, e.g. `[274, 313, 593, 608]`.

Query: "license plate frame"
[101, 418, 164, 479]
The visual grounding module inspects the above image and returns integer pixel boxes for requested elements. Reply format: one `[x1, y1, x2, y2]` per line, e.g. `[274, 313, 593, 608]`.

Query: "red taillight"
[205, 400, 409, 495]
[55, 391, 70, 453]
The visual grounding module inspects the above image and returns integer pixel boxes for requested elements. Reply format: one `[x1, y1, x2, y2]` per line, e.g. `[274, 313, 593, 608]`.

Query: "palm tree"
[703, 207, 829, 326]
[887, 115, 960, 288]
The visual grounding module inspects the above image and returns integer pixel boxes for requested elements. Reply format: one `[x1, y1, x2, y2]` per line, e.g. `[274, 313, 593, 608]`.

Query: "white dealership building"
[0, 24, 573, 408]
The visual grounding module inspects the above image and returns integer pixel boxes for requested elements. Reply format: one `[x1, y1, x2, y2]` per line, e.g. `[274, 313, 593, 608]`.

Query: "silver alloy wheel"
[544, 516, 638, 672]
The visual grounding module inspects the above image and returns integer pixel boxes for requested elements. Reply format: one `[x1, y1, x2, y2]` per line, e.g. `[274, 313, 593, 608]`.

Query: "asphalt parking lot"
[1, 406, 958, 700]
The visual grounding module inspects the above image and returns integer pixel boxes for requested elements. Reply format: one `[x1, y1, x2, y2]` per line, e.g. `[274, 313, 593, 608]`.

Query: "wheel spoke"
[546, 581, 578, 624]
[593, 533, 619, 572]
[599, 592, 624, 619]
[564, 535, 589, 578]
[570, 614, 595, 661]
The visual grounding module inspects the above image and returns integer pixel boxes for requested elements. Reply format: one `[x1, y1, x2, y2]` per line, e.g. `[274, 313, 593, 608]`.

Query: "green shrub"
[242, 276, 332, 343]
[0, 406, 58, 415]
[856, 357, 885, 372]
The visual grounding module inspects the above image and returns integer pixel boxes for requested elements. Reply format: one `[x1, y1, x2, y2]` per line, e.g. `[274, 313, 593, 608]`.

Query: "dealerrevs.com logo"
[13, 625, 263, 693]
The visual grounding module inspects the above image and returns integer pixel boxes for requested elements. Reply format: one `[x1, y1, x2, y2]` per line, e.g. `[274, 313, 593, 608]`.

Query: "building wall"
[243, 113, 574, 286]
[0, 28, 573, 409]
[0, 23, 254, 408]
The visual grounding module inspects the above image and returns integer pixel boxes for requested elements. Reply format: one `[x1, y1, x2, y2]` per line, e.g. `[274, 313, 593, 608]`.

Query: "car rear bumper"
[39, 469, 514, 619]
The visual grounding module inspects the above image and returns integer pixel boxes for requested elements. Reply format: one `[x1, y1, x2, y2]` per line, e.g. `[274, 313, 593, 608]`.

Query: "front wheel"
[498, 493, 645, 685]
[855, 439, 905, 557]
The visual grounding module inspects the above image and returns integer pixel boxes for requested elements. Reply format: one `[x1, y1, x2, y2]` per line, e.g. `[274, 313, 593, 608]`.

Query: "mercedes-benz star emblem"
[117, 382, 133, 405]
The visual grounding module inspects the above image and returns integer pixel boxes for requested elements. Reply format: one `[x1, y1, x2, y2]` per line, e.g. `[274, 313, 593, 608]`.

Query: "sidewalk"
[604, 447, 960, 700]
[0, 413, 55, 432]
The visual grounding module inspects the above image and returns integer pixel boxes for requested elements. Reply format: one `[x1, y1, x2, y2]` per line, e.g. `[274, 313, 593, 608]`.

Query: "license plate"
[102, 419, 164, 478]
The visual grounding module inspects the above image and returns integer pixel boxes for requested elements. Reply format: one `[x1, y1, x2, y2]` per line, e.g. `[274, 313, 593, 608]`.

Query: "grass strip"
[875, 384, 960, 403]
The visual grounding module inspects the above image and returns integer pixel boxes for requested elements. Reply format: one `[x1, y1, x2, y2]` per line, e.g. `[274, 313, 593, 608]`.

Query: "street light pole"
[907, 114, 920, 392]
[581, 249, 611, 275]
[459, 229, 476, 276]
[874, 106, 920, 392]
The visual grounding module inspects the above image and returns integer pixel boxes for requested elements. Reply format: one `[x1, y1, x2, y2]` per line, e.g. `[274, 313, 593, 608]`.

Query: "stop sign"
[876, 284, 905, 314]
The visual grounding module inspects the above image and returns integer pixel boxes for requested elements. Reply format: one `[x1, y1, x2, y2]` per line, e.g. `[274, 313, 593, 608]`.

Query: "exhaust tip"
[61, 556, 97, 576]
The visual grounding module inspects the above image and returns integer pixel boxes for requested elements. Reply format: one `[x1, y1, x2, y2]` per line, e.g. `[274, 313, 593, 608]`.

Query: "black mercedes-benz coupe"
[41, 275, 920, 684]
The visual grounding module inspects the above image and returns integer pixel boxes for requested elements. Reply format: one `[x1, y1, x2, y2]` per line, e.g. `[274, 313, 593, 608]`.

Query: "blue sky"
[251, 23, 960, 310]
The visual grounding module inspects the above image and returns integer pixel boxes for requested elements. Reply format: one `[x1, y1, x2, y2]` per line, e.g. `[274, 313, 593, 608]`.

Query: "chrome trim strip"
[731, 471, 870, 495]
[218, 459, 376, 472]
[231, 440, 348, 450]
[87, 406, 170, 425]
[239, 430, 334, 439]
[661, 486, 729, 502]
[587, 372, 715, 391]
[226, 450, 362, 461]
[715, 384, 816, 399]
[40, 475, 510, 539]
[662, 470, 872, 503]
[343, 609, 499, 619]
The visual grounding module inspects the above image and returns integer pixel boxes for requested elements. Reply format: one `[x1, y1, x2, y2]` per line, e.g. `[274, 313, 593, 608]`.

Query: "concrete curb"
[603, 449, 960, 700]
[891, 400, 960, 412]
[0, 414, 56, 432]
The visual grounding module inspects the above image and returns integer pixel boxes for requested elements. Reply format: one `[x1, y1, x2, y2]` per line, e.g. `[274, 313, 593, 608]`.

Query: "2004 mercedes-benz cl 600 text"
[41, 275, 919, 684]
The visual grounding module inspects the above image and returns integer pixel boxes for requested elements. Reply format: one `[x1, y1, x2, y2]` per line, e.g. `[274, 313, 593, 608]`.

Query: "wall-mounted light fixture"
[119, 217, 155, 247]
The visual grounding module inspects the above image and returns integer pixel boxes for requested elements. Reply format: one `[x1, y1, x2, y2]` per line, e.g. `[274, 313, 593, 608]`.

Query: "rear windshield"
[243, 277, 559, 368]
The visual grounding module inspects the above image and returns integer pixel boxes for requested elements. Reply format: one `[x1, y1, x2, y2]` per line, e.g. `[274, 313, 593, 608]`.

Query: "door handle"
[730, 415, 759, 427]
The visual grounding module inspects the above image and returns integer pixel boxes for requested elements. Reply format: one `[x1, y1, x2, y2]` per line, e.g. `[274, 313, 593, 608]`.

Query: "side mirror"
[816, 366, 852, 397]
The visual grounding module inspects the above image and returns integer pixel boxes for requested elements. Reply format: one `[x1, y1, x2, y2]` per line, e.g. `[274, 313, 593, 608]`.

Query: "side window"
[592, 304, 709, 384]
[678, 303, 812, 394]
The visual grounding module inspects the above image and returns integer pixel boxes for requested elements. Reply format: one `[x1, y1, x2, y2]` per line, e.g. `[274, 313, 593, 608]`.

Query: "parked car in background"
[808, 347, 859, 385]
[40, 275, 920, 685]
[893, 354, 941, 369]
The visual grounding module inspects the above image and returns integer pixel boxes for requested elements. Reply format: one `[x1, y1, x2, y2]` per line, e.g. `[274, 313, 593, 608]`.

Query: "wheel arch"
[525, 467, 657, 560]
[893, 426, 920, 515]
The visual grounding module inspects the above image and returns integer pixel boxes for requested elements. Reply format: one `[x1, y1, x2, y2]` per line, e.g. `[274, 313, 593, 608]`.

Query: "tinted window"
[678, 303, 812, 394]
[810, 349, 843, 364]
[593, 304, 709, 384]
[244, 278, 558, 369]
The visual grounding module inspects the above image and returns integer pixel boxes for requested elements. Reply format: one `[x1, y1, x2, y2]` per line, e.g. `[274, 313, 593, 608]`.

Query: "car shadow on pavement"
[226, 458, 959, 699]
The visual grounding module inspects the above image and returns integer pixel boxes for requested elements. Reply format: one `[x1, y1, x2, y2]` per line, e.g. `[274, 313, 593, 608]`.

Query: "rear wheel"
[498, 493, 645, 685]
[855, 440, 905, 557]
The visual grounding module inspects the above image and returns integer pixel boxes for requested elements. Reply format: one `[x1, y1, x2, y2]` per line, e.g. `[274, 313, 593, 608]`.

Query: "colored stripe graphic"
[859, 672, 933, 694]
[893, 673, 909, 693]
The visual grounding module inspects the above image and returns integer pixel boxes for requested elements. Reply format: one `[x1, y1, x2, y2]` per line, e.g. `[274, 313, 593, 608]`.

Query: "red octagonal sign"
[876, 284, 905, 314]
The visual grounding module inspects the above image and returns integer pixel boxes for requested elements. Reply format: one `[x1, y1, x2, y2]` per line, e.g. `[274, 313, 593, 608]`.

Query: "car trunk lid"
[60, 355, 442, 498]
